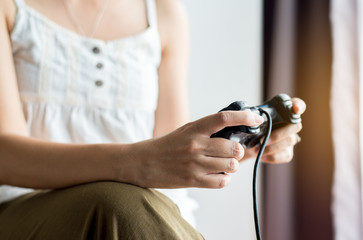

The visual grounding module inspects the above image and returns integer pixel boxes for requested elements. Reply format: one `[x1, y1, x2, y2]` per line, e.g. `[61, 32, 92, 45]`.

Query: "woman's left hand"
[243, 97, 306, 163]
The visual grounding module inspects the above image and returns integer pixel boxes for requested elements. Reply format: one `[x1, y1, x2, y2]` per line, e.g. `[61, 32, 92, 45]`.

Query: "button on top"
[96, 63, 103, 69]
[95, 80, 103, 87]
[92, 47, 100, 54]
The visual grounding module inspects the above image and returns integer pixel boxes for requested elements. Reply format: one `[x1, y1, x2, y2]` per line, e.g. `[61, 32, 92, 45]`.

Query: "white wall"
[181, 0, 263, 239]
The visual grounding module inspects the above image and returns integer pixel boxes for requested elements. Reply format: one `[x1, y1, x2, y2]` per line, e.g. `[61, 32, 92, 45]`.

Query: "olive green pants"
[0, 182, 204, 240]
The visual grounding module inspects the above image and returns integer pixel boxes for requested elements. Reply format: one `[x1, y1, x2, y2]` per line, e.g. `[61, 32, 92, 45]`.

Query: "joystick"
[211, 94, 301, 148]
[211, 94, 302, 240]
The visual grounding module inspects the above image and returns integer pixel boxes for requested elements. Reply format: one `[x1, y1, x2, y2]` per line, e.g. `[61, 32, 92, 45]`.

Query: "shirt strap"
[13, 0, 26, 9]
[145, 0, 158, 28]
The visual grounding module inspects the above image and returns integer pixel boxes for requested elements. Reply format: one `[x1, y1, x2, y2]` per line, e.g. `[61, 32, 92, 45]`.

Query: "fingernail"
[294, 101, 305, 114]
[254, 114, 264, 124]
[293, 105, 300, 114]
[232, 142, 243, 158]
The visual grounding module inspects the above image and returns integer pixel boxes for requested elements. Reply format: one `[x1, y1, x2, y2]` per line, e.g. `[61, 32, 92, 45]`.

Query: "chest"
[16, 0, 149, 41]
[11, 7, 161, 110]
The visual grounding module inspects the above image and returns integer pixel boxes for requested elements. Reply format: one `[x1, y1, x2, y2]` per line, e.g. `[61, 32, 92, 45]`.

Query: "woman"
[0, 0, 305, 238]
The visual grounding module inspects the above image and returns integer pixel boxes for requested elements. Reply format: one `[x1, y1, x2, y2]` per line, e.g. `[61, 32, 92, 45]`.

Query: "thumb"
[291, 98, 306, 115]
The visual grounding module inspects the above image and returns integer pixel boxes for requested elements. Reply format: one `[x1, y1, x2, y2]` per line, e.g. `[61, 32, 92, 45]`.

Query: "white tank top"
[0, 0, 198, 226]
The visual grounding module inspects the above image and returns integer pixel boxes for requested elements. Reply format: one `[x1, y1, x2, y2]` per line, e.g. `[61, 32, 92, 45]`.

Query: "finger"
[268, 123, 302, 144]
[195, 110, 264, 136]
[242, 147, 258, 161]
[196, 156, 240, 174]
[202, 137, 244, 160]
[291, 98, 306, 115]
[195, 172, 232, 189]
[262, 146, 294, 164]
[263, 134, 301, 155]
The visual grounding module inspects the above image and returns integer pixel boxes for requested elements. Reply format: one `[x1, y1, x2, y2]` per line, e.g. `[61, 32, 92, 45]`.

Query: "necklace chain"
[63, 0, 110, 38]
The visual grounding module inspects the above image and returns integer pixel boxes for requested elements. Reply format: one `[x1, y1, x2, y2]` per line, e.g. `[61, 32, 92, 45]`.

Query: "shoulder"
[155, 0, 189, 51]
[155, 0, 187, 19]
[0, 0, 17, 33]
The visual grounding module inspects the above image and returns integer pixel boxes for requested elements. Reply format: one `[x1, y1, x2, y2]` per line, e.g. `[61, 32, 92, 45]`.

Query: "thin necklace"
[63, 0, 110, 38]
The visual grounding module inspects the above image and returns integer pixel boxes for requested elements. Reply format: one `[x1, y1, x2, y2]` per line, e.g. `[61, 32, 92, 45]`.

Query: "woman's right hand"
[122, 110, 264, 189]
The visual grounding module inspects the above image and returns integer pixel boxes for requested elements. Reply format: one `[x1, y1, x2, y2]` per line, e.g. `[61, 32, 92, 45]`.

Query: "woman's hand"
[243, 97, 306, 163]
[123, 110, 264, 189]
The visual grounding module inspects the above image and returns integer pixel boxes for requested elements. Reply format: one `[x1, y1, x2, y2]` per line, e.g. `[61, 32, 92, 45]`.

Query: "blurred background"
[182, 0, 333, 239]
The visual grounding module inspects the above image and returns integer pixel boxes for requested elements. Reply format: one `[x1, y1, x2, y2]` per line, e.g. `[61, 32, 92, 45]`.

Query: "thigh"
[0, 182, 204, 240]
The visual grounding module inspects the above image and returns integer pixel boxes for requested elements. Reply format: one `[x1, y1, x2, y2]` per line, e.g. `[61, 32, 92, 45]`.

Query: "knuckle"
[180, 122, 197, 134]
[184, 159, 195, 170]
[286, 148, 294, 162]
[287, 135, 295, 146]
[246, 112, 257, 124]
[269, 132, 280, 143]
[277, 149, 294, 163]
[240, 110, 255, 125]
[184, 173, 197, 186]
[185, 139, 200, 154]
[267, 154, 277, 162]
[296, 123, 303, 132]
[187, 156, 205, 172]
[217, 111, 230, 125]
[264, 145, 272, 154]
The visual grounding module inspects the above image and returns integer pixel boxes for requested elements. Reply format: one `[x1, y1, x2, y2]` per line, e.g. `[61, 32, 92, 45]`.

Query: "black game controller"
[210, 94, 301, 148]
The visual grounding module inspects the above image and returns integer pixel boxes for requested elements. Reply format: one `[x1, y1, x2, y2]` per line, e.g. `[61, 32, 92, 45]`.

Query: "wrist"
[108, 142, 145, 187]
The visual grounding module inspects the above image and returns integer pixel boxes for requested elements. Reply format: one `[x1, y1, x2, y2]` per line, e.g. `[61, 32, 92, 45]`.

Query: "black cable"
[253, 109, 272, 240]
